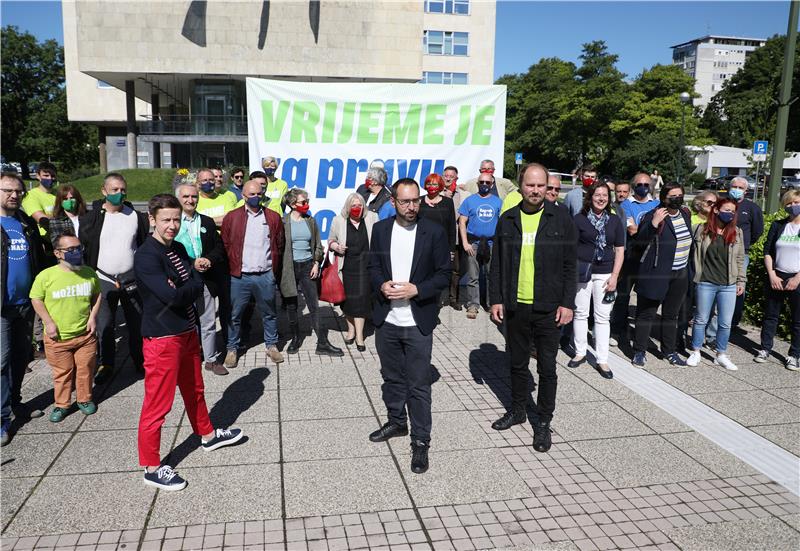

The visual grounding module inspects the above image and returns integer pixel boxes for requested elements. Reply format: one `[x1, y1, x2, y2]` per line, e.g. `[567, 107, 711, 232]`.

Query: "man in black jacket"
[489, 163, 577, 453]
[367, 178, 451, 474]
[79, 173, 149, 383]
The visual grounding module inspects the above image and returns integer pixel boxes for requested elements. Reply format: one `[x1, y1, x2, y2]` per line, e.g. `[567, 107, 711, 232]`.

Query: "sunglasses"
[703, 200, 715, 206]
[233, 175, 243, 180]
[57, 245, 84, 254]
[546, 186, 561, 191]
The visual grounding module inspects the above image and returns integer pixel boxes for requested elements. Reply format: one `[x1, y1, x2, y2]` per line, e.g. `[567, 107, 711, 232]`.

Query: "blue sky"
[1, 1, 794, 80]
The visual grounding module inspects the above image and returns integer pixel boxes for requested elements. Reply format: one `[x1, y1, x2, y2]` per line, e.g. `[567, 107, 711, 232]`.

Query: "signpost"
[515, 152, 523, 178]
[753, 141, 768, 203]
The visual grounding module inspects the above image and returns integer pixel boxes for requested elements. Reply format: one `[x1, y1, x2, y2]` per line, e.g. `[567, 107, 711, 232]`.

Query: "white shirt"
[67, 212, 80, 236]
[385, 221, 417, 327]
[96, 205, 139, 282]
[775, 222, 800, 274]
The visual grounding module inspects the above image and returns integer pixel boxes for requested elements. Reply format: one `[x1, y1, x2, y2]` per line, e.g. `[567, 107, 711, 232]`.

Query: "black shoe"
[12, 403, 44, 419]
[316, 341, 344, 357]
[287, 335, 301, 354]
[410, 440, 429, 474]
[369, 422, 409, 442]
[344, 336, 356, 345]
[595, 365, 614, 379]
[567, 356, 586, 369]
[533, 421, 553, 453]
[491, 411, 526, 431]
[356, 343, 366, 352]
[143, 465, 187, 491]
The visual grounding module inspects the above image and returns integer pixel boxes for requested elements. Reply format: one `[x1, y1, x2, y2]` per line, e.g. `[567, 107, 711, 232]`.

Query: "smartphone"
[603, 291, 617, 304]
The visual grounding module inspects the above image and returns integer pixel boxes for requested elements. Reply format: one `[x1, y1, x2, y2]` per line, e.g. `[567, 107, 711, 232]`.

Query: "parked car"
[782, 177, 800, 190]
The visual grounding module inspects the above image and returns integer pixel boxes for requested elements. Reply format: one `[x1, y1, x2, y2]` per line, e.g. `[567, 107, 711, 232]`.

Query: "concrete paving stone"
[384, 411, 492, 454]
[365, 384, 466, 416]
[695, 390, 800, 427]
[168, 422, 279, 467]
[662, 432, 760, 478]
[570, 435, 714, 487]
[278, 364, 362, 389]
[281, 418, 390, 462]
[148, 464, 282, 527]
[401, 449, 533, 507]
[781, 514, 800, 532]
[647, 367, 756, 395]
[280, 386, 373, 421]
[585, 384, 693, 433]
[48, 427, 178, 475]
[667, 517, 800, 550]
[726, 361, 800, 390]
[7, 406, 84, 436]
[283, 456, 411, 517]
[203, 390, 279, 426]
[2, 476, 38, 528]
[552, 401, 654, 441]
[4, 472, 153, 537]
[0, 432, 70, 478]
[354, 360, 384, 386]
[552, 371, 608, 404]
[200, 365, 278, 394]
[80, 395, 183, 431]
[749, 423, 800, 456]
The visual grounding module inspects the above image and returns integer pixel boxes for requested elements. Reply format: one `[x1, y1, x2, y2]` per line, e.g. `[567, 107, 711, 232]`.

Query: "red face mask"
[349, 205, 363, 219]
[582, 176, 596, 187]
[425, 185, 442, 198]
[479, 168, 495, 174]
[295, 203, 310, 214]
[447, 178, 457, 192]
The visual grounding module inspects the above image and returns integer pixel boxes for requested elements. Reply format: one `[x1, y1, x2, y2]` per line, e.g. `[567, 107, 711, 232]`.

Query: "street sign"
[753, 141, 768, 155]
[515, 152, 523, 165]
[753, 153, 767, 162]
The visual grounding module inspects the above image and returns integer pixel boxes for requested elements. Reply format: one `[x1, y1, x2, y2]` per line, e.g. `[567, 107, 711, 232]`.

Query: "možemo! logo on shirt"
[51, 282, 93, 300]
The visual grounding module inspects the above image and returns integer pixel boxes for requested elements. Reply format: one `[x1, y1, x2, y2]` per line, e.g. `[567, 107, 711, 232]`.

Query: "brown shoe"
[204, 362, 229, 376]
[267, 346, 284, 364]
[223, 350, 238, 369]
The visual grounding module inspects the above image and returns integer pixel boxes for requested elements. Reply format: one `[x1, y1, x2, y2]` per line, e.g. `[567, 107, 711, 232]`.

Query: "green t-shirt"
[29, 265, 100, 340]
[517, 209, 543, 304]
[21, 187, 56, 237]
[197, 192, 238, 221]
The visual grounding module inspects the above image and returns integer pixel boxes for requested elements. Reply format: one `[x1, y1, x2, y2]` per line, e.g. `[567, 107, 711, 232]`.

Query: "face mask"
[295, 203, 310, 215]
[718, 211, 735, 224]
[666, 196, 684, 209]
[63, 249, 83, 267]
[634, 185, 649, 198]
[245, 196, 262, 209]
[582, 176, 595, 187]
[478, 183, 492, 195]
[265, 168, 276, 177]
[425, 185, 442, 198]
[728, 188, 745, 201]
[40, 178, 55, 189]
[349, 205, 363, 219]
[105, 191, 126, 206]
[785, 204, 800, 218]
[199, 181, 215, 194]
[61, 199, 77, 213]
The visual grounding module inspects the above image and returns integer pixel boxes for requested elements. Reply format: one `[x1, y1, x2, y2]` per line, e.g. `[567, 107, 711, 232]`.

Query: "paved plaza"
[1, 305, 799, 551]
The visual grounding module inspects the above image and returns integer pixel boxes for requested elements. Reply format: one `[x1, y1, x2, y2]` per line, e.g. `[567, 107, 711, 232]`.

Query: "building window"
[421, 71, 468, 84]
[423, 30, 469, 56]
[424, 0, 470, 14]
[96, 80, 114, 89]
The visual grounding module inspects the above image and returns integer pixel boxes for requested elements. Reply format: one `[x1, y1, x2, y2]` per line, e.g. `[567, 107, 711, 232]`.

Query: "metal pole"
[767, 0, 799, 214]
[678, 103, 686, 184]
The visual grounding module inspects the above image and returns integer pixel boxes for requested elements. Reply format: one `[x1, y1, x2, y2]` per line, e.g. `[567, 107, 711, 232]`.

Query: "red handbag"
[319, 248, 346, 305]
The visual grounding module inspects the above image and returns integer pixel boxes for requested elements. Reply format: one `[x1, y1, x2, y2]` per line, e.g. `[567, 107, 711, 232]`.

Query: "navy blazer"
[368, 217, 452, 336]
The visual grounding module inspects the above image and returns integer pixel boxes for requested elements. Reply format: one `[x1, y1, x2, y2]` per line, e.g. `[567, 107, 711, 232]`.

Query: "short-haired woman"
[328, 193, 378, 351]
[281, 188, 343, 357]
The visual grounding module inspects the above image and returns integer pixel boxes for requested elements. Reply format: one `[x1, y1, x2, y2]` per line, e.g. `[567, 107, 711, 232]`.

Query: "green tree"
[1, 26, 97, 176]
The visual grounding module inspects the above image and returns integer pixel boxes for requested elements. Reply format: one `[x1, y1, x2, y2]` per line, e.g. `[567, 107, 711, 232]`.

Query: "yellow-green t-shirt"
[501, 190, 522, 214]
[29, 265, 100, 340]
[517, 209, 543, 304]
[197, 192, 238, 221]
[265, 178, 288, 214]
[21, 187, 56, 237]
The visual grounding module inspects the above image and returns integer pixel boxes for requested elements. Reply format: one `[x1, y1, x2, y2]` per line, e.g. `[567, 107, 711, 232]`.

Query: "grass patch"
[70, 169, 175, 202]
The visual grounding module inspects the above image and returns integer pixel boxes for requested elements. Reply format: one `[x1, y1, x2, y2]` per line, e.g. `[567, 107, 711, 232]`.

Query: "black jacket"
[79, 200, 150, 271]
[1, 209, 51, 307]
[368, 217, 452, 336]
[195, 213, 227, 297]
[356, 184, 392, 214]
[736, 198, 764, 252]
[489, 201, 577, 312]
[632, 207, 693, 301]
[134, 236, 203, 338]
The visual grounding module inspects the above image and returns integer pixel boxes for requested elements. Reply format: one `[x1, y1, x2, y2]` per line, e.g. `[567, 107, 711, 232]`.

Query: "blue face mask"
[40, 178, 55, 189]
[246, 196, 262, 209]
[63, 249, 83, 267]
[634, 184, 649, 198]
[728, 187, 745, 200]
[718, 211, 735, 224]
[265, 168, 276, 177]
[786, 204, 800, 218]
[199, 181, 215, 194]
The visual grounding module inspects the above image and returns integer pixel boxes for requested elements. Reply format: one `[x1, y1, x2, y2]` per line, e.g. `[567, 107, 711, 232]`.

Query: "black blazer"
[632, 207, 693, 302]
[368, 217, 452, 336]
[197, 213, 227, 297]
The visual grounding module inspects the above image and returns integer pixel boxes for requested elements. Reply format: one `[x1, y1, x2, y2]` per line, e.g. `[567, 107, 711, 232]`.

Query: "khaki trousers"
[44, 332, 96, 408]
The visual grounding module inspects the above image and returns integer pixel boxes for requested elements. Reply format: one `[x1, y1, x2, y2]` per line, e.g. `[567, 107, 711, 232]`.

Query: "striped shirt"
[671, 213, 691, 270]
[165, 249, 198, 328]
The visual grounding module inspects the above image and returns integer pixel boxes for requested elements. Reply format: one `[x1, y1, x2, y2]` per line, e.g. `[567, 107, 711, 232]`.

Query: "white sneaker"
[785, 357, 800, 371]
[753, 350, 769, 363]
[686, 350, 701, 367]
[714, 354, 738, 371]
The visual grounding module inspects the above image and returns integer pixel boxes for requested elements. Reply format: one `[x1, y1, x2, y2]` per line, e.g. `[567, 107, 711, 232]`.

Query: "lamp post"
[678, 92, 691, 186]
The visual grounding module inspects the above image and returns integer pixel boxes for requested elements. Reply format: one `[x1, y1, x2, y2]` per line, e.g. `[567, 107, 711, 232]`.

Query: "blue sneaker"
[632, 351, 646, 367]
[201, 427, 244, 452]
[143, 465, 187, 491]
[1, 422, 10, 447]
[666, 352, 687, 366]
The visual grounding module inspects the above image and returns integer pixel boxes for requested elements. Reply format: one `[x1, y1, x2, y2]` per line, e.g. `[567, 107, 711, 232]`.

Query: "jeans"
[634, 268, 689, 355]
[197, 284, 220, 363]
[707, 254, 749, 340]
[285, 259, 320, 333]
[463, 242, 491, 309]
[96, 278, 144, 369]
[760, 271, 800, 357]
[227, 271, 278, 351]
[691, 282, 737, 353]
[375, 322, 433, 443]
[1, 303, 34, 425]
[574, 273, 614, 364]
[505, 303, 560, 423]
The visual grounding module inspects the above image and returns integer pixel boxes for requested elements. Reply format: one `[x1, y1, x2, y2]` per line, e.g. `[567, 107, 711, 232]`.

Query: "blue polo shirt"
[459, 193, 502, 241]
[1, 216, 33, 305]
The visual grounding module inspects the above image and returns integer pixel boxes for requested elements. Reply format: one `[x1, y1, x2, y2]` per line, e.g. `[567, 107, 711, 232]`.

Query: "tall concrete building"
[62, 0, 496, 170]
[671, 35, 766, 110]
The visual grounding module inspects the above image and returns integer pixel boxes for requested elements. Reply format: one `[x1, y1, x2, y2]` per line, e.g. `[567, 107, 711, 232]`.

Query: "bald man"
[501, 174, 563, 214]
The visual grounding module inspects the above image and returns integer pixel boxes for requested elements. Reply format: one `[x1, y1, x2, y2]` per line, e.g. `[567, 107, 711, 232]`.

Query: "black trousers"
[97, 278, 144, 369]
[634, 267, 689, 354]
[285, 259, 320, 333]
[505, 304, 560, 423]
[610, 256, 637, 335]
[375, 322, 433, 443]
[760, 271, 800, 357]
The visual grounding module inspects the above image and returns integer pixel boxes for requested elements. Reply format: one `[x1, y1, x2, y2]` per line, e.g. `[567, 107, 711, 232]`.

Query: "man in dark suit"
[367, 178, 451, 474]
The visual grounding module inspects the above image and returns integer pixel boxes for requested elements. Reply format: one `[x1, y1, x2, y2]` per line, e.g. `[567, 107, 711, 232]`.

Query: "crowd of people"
[1, 157, 799, 484]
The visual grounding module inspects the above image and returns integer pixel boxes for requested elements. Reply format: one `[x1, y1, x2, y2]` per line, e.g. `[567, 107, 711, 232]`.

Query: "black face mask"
[666, 196, 684, 209]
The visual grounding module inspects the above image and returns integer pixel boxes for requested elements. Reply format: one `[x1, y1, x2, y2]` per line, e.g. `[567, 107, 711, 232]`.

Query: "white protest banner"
[246, 78, 507, 239]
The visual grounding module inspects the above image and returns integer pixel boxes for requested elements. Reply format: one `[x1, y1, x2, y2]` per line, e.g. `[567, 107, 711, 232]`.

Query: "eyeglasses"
[703, 200, 715, 206]
[0, 188, 23, 195]
[546, 186, 561, 191]
[479, 168, 495, 174]
[57, 245, 84, 254]
[396, 198, 422, 206]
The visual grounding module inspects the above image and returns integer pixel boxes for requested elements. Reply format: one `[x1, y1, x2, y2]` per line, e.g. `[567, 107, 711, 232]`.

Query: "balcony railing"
[139, 115, 248, 136]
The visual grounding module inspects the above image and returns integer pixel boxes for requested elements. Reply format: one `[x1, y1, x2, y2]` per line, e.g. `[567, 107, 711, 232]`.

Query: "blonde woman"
[328, 193, 378, 351]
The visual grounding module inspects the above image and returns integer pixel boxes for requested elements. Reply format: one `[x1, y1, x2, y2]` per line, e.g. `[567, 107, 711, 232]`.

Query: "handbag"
[318, 248, 346, 304]
[577, 260, 593, 283]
